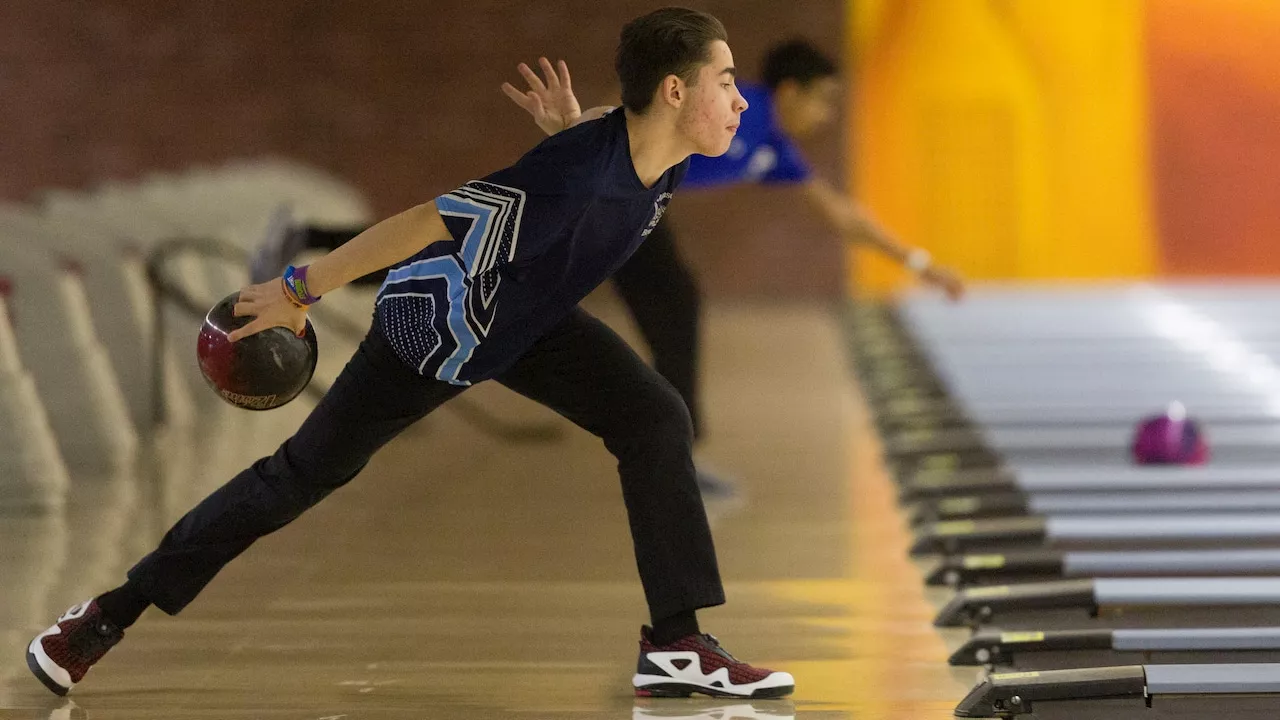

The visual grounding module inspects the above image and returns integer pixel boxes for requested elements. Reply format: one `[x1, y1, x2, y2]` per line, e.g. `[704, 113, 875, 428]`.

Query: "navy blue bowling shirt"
[376, 108, 687, 385]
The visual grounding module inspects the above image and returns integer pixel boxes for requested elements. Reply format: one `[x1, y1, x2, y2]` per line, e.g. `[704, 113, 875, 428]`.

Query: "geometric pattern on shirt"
[437, 181, 526, 338]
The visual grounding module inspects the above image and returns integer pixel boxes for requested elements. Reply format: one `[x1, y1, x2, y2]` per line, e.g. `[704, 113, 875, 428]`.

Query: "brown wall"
[0, 1, 845, 299]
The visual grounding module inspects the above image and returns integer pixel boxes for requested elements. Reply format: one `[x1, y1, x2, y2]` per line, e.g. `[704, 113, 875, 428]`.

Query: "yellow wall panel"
[1003, 0, 1158, 278]
[848, 0, 1157, 295]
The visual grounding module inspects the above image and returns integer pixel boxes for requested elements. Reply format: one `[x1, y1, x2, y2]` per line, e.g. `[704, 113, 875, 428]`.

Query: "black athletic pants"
[127, 308, 725, 623]
[302, 218, 704, 437]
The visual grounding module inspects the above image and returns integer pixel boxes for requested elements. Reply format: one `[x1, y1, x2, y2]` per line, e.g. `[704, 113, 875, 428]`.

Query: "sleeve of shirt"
[760, 132, 813, 185]
[435, 131, 594, 278]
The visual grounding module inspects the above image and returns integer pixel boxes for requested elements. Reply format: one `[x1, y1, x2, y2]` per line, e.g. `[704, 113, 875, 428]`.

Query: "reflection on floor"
[0, 298, 968, 719]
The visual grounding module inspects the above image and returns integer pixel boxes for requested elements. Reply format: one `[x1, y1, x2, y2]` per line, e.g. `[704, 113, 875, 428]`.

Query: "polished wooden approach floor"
[0, 298, 972, 719]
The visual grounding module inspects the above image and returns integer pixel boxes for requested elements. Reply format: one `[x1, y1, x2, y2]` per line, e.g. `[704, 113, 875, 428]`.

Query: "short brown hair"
[615, 7, 728, 114]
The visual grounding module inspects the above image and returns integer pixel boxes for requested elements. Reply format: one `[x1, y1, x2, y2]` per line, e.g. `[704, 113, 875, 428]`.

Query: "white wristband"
[906, 248, 932, 273]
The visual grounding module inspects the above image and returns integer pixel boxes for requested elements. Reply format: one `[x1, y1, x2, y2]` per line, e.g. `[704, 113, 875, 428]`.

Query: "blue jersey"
[376, 109, 687, 385]
[681, 82, 811, 189]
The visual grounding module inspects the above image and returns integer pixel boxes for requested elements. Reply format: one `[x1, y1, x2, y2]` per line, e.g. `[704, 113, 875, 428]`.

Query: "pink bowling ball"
[1131, 402, 1209, 465]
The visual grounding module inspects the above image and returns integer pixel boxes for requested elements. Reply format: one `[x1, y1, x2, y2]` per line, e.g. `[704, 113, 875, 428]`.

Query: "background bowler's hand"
[501, 57, 581, 136]
[922, 265, 967, 302]
[227, 280, 309, 342]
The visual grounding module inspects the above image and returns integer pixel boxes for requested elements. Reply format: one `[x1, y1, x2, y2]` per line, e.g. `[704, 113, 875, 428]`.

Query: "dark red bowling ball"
[197, 292, 318, 410]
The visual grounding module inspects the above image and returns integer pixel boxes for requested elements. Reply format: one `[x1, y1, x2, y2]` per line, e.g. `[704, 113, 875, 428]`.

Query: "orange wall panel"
[1147, 0, 1280, 276]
